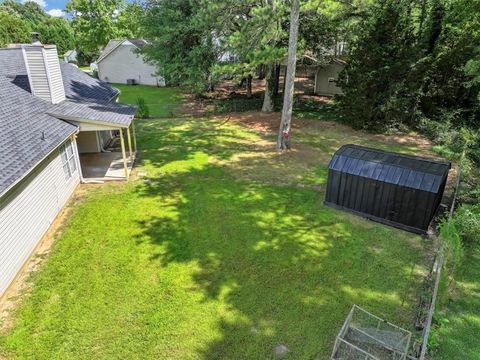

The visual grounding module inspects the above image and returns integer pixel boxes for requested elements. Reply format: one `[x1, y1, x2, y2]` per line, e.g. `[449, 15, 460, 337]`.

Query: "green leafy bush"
[136, 97, 150, 119]
[452, 204, 480, 247]
[439, 220, 464, 278]
[418, 116, 454, 146]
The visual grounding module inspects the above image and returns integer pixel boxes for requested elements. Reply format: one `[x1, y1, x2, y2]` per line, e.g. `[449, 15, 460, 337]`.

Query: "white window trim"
[60, 140, 77, 181]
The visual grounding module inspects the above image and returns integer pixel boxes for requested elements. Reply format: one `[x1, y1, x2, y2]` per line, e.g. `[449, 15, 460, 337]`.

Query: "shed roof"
[329, 144, 451, 193]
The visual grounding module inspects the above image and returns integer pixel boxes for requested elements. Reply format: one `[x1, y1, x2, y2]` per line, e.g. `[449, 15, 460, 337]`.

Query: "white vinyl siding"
[98, 44, 165, 86]
[76, 131, 101, 153]
[0, 139, 80, 296]
[44, 48, 66, 104]
[23, 46, 66, 104]
[23, 47, 51, 102]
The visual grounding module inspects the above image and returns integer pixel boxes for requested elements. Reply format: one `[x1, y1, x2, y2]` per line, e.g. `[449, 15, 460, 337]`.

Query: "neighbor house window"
[60, 140, 77, 180]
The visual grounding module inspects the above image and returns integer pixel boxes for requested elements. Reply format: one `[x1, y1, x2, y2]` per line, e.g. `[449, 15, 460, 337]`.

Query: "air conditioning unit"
[126, 79, 137, 85]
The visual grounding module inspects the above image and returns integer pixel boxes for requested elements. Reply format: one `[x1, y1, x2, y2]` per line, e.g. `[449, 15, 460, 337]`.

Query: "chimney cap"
[31, 32, 41, 45]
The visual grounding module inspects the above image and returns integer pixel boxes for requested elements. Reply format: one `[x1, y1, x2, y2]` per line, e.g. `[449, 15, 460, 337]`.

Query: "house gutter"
[47, 113, 134, 129]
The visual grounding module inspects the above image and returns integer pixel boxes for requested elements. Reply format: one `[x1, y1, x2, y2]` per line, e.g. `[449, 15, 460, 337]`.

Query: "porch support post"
[72, 133, 84, 182]
[127, 125, 133, 160]
[132, 120, 138, 153]
[119, 127, 129, 180]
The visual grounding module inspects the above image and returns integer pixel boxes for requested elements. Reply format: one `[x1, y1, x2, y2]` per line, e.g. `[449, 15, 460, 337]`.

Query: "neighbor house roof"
[97, 39, 148, 64]
[0, 76, 78, 196]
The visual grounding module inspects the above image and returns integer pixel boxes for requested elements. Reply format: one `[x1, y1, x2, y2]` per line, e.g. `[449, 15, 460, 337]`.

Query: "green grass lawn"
[0, 88, 432, 359]
[434, 249, 480, 359]
[114, 84, 183, 118]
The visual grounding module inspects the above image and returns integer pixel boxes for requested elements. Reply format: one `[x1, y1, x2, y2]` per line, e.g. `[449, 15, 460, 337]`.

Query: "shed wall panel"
[314, 63, 344, 96]
[325, 145, 451, 233]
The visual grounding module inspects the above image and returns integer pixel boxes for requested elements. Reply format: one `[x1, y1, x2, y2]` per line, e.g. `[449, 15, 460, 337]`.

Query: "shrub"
[418, 117, 454, 146]
[451, 204, 480, 247]
[136, 97, 150, 119]
[440, 220, 463, 276]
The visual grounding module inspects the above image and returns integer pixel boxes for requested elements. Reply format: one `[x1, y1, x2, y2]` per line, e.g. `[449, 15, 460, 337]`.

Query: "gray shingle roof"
[97, 39, 148, 63]
[128, 39, 148, 48]
[0, 76, 77, 196]
[50, 100, 136, 127]
[0, 47, 136, 197]
[0, 48, 119, 101]
[60, 62, 119, 102]
[97, 40, 123, 63]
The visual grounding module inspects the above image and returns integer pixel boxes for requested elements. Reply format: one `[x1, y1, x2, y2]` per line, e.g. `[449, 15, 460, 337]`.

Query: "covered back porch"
[76, 122, 137, 182]
[48, 98, 138, 182]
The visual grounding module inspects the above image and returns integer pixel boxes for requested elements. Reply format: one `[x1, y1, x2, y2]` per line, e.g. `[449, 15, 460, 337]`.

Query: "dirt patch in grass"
[178, 78, 333, 117]
[210, 111, 446, 190]
[227, 111, 435, 154]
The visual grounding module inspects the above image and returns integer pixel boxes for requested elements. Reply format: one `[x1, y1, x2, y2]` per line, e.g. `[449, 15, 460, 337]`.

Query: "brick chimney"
[21, 33, 66, 104]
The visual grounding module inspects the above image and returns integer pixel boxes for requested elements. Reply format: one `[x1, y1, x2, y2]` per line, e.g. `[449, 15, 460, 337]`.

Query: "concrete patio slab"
[80, 152, 135, 181]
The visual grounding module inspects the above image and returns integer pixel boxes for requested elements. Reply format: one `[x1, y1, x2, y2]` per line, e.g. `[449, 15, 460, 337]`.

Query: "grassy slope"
[0, 88, 430, 359]
[113, 84, 182, 117]
[435, 249, 480, 359]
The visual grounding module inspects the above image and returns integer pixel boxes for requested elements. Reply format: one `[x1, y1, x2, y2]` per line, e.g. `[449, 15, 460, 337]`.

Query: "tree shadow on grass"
[133, 172, 425, 359]
[131, 117, 427, 359]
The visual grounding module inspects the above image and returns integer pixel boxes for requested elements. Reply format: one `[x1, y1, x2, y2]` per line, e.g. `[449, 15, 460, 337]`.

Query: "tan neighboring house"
[97, 39, 165, 86]
[0, 36, 137, 297]
[313, 58, 346, 96]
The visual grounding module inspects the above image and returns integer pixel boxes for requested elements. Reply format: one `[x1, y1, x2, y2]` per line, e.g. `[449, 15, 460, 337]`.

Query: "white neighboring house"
[97, 39, 165, 86]
[64, 49, 78, 63]
[0, 38, 137, 297]
[314, 58, 346, 96]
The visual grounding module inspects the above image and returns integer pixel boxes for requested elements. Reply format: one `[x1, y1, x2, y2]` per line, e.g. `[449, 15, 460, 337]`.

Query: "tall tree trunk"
[262, 64, 275, 112]
[273, 63, 281, 95]
[257, 64, 266, 79]
[418, 0, 428, 42]
[207, 73, 214, 92]
[246, 75, 252, 98]
[277, 0, 300, 149]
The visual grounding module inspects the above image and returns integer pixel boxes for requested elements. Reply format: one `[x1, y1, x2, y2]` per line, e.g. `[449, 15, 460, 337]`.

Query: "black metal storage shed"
[325, 144, 451, 234]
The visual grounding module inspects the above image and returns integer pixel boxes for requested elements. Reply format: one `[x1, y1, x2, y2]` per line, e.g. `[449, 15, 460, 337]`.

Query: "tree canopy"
[0, 0, 74, 54]
[65, 0, 146, 62]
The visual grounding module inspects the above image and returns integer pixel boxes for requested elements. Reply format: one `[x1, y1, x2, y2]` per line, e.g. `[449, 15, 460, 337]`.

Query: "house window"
[60, 140, 77, 180]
